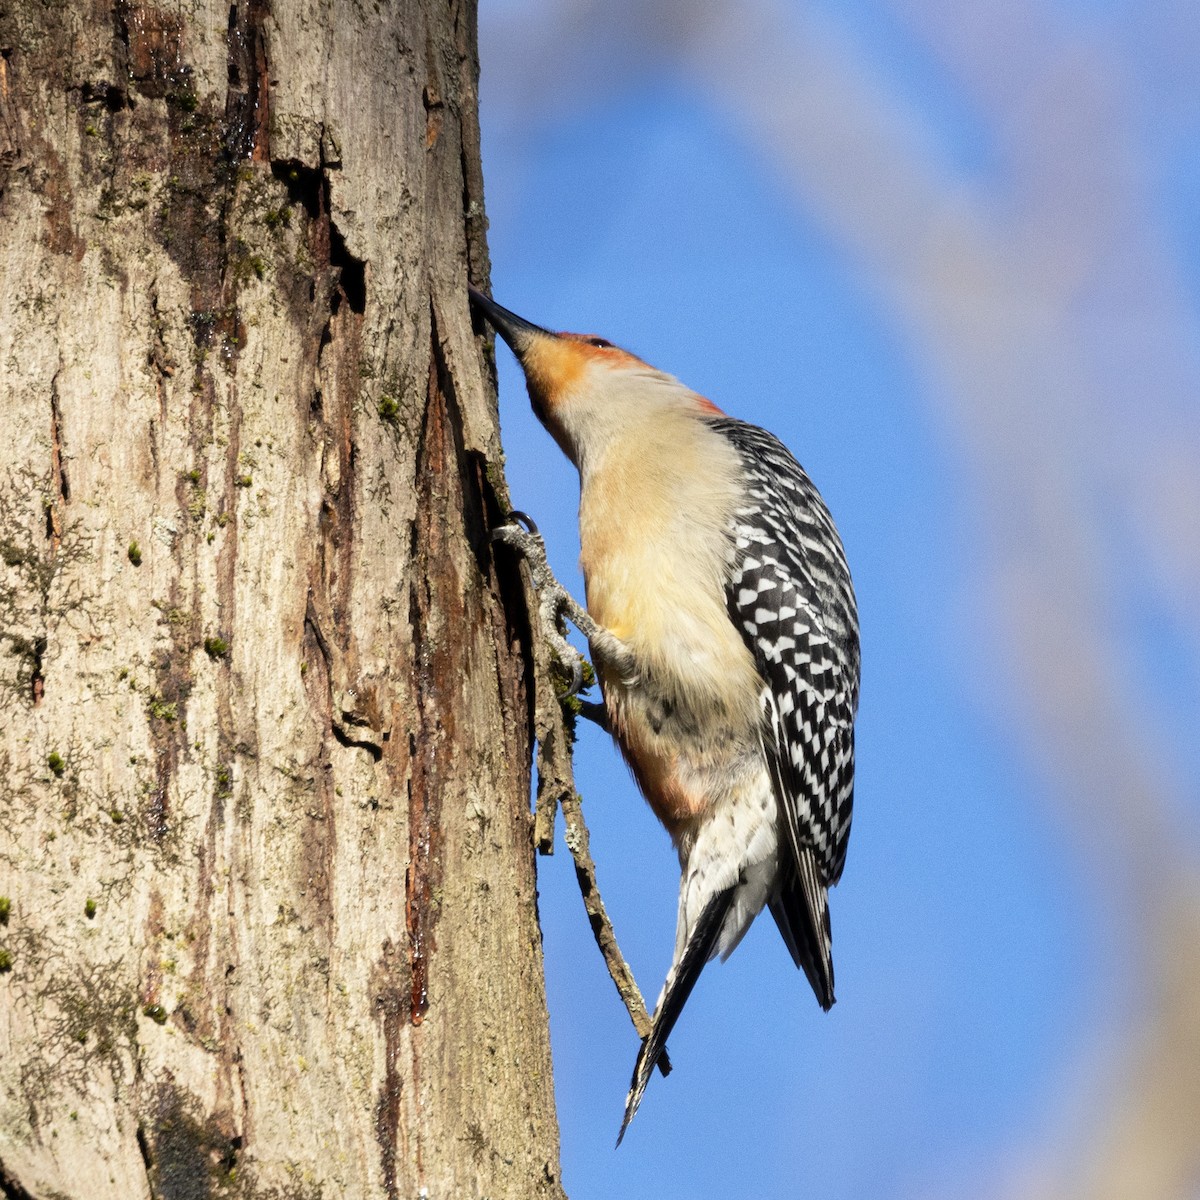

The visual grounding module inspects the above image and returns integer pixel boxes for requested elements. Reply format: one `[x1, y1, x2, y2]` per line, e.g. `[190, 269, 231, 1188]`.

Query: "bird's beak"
[468, 286, 551, 358]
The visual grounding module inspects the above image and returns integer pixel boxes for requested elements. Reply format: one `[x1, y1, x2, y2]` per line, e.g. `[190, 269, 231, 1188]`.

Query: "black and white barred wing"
[733, 560, 857, 883]
[713, 418, 859, 1006]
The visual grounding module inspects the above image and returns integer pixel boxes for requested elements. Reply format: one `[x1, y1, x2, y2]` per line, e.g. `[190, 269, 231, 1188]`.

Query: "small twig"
[494, 513, 576, 852]
[528, 610, 574, 857]
[534, 654, 666, 1071]
[576, 698, 610, 733]
[532, 702, 572, 855]
[496, 515, 667, 1071]
[559, 787, 670, 1075]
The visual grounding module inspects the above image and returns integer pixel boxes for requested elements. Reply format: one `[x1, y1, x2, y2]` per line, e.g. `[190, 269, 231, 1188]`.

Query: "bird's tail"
[768, 846, 835, 1010]
[617, 885, 736, 1146]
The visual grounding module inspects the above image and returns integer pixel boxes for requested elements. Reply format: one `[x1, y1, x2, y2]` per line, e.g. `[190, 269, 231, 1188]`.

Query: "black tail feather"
[617, 885, 736, 1146]
[769, 847, 834, 1010]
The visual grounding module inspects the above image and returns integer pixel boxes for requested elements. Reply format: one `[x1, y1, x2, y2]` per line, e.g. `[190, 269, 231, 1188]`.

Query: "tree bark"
[0, 2, 565, 1197]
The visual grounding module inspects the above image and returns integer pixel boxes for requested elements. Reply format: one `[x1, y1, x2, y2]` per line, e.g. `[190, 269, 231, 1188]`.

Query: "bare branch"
[508, 544, 665, 1064]
[560, 788, 669, 1074]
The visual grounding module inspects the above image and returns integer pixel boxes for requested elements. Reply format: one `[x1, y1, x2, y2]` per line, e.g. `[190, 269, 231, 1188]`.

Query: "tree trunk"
[0, 2, 564, 1197]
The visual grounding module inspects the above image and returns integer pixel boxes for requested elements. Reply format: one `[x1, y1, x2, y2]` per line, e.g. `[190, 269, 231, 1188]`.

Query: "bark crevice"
[0, 1162, 37, 1200]
[371, 938, 407, 1200]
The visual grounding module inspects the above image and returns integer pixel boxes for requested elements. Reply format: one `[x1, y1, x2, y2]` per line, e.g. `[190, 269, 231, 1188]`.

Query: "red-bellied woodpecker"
[469, 286, 860, 1143]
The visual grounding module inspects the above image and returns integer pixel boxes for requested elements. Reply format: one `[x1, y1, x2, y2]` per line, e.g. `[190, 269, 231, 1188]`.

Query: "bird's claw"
[493, 510, 596, 696]
[558, 647, 586, 698]
[491, 514, 547, 566]
[490, 509, 540, 543]
[507, 510, 539, 537]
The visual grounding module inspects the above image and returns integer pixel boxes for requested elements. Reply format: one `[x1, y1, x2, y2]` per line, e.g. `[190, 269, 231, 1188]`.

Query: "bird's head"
[468, 286, 721, 466]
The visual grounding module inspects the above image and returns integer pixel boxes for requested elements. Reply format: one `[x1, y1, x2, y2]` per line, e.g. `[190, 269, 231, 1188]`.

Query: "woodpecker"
[469, 285, 860, 1143]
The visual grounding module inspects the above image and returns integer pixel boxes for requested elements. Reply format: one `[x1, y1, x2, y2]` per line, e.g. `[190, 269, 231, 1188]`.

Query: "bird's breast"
[576, 416, 764, 838]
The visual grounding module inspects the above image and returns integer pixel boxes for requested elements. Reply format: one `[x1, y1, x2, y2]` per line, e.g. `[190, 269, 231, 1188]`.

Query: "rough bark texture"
[0, 2, 565, 1197]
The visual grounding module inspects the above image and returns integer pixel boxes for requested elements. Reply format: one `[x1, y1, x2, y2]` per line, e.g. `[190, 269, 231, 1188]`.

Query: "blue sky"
[477, 4, 1200, 1196]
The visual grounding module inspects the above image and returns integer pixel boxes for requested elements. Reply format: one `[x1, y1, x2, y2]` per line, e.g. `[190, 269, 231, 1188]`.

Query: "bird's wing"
[734, 554, 856, 1006]
[713, 419, 859, 1006]
[742, 563, 857, 885]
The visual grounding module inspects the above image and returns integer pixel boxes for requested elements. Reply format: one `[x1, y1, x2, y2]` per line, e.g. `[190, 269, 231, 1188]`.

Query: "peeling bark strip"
[371, 939, 406, 1200]
[114, 3, 184, 98]
[0, 0, 564, 1196]
[225, 0, 271, 163]
[404, 345, 460, 1029]
[45, 373, 68, 553]
[26, 636, 45, 706]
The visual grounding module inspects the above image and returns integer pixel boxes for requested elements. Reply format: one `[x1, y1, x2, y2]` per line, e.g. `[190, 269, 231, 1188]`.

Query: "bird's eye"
[585, 337, 613, 349]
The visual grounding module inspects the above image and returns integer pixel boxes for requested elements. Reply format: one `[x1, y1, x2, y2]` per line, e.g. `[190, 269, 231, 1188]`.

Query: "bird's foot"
[492, 512, 598, 696]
